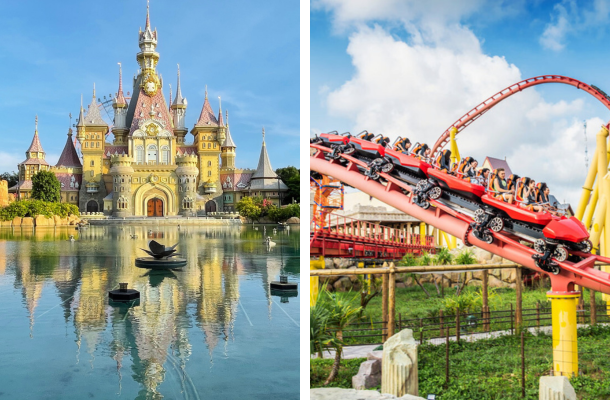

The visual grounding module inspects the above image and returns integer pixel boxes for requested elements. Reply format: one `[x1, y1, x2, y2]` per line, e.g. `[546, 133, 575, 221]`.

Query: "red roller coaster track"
[310, 144, 610, 295]
[431, 75, 610, 157]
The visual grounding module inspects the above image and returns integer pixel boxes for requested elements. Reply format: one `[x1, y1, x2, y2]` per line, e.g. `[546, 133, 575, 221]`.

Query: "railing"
[311, 212, 435, 247]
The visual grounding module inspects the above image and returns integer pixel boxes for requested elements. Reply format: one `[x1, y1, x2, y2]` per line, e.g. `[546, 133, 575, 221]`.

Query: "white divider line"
[272, 299, 299, 327]
[36, 295, 75, 319]
[238, 300, 253, 327]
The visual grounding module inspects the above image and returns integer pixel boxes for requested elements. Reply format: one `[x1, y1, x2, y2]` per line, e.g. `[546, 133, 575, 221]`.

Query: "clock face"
[141, 72, 160, 97]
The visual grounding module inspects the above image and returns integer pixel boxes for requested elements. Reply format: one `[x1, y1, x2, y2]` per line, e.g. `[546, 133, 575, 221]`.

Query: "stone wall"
[2, 215, 82, 227]
[321, 247, 521, 292]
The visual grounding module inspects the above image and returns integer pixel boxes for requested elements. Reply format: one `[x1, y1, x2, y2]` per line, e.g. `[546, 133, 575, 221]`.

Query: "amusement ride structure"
[310, 75, 610, 377]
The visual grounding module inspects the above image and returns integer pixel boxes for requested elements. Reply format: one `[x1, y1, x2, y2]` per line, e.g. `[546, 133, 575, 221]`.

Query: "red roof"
[484, 157, 513, 177]
[176, 146, 197, 156]
[27, 131, 45, 153]
[195, 96, 218, 126]
[128, 88, 173, 136]
[20, 158, 49, 166]
[56, 131, 82, 168]
[56, 173, 82, 191]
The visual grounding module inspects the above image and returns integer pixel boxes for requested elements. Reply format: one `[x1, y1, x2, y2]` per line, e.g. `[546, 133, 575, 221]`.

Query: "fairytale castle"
[9, 5, 287, 217]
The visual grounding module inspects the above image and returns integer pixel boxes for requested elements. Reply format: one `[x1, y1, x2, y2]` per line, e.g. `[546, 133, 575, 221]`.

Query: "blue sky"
[311, 0, 610, 204]
[0, 0, 299, 172]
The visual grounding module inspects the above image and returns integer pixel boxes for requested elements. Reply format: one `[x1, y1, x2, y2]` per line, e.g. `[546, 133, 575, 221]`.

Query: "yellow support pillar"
[449, 234, 456, 250]
[576, 148, 599, 220]
[310, 256, 325, 306]
[547, 291, 579, 377]
[590, 201, 606, 254]
[582, 181, 598, 229]
[449, 126, 461, 165]
[420, 222, 426, 246]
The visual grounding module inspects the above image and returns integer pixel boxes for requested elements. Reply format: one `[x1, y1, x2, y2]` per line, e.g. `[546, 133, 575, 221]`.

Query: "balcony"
[85, 182, 99, 193]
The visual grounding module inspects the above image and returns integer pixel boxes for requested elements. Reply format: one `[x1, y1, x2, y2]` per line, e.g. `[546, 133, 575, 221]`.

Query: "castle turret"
[112, 63, 129, 144]
[175, 154, 199, 216]
[171, 64, 188, 144]
[109, 155, 134, 217]
[137, 1, 159, 74]
[221, 110, 236, 171]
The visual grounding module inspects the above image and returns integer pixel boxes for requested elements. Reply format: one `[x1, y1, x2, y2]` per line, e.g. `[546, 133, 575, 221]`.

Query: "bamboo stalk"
[382, 270, 388, 342]
[388, 263, 396, 338]
[310, 263, 519, 276]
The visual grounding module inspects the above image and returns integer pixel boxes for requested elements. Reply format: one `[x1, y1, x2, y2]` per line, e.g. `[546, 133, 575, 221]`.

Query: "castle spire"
[217, 97, 224, 126]
[195, 86, 218, 126]
[222, 110, 236, 148]
[145, 0, 151, 31]
[83, 85, 106, 125]
[56, 124, 82, 168]
[114, 63, 127, 107]
[172, 64, 186, 106]
[77, 95, 85, 127]
[27, 116, 45, 154]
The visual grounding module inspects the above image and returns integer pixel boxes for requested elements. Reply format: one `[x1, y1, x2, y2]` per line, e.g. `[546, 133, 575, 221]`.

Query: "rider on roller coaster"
[463, 158, 478, 182]
[375, 135, 391, 148]
[518, 178, 544, 212]
[394, 137, 411, 154]
[360, 131, 375, 141]
[492, 168, 515, 203]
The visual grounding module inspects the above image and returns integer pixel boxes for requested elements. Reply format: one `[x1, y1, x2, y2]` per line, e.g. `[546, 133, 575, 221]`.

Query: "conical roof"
[27, 131, 45, 153]
[114, 63, 127, 107]
[84, 85, 107, 125]
[56, 129, 82, 168]
[172, 64, 186, 107]
[222, 110, 236, 148]
[195, 89, 218, 126]
[250, 128, 288, 191]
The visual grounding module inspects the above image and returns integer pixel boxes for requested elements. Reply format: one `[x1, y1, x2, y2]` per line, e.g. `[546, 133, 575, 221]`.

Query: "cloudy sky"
[311, 0, 610, 205]
[0, 0, 299, 173]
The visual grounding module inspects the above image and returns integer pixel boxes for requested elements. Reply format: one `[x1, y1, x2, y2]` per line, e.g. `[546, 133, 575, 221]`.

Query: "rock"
[310, 388, 426, 400]
[367, 351, 383, 361]
[381, 329, 418, 397]
[489, 255, 503, 265]
[488, 274, 508, 288]
[333, 277, 352, 291]
[21, 217, 34, 227]
[53, 215, 61, 225]
[285, 216, 300, 224]
[12, 217, 21, 226]
[59, 218, 68, 226]
[472, 248, 493, 263]
[335, 258, 354, 269]
[34, 215, 51, 227]
[0, 220, 11, 227]
[352, 359, 381, 389]
[539, 376, 577, 400]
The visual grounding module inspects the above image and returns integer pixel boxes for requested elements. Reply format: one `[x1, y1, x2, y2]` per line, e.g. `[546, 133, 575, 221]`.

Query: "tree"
[321, 290, 362, 385]
[235, 196, 262, 221]
[31, 171, 60, 202]
[0, 171, 18, 187]
[276, 166, 300, 204]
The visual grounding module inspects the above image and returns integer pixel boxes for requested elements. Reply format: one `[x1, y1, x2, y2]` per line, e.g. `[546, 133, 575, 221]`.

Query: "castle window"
[118, 196, 128, 209]
[183, 196, 193, 209]
[161, 146, 169, 164]
[147, 145, 158, 164]
[96, 142, 100, 148]
[121, 178, 124, 183]
[207, 161, 212, 167]
[136, 146, 144, 164]
[208, 171, 212, 177]
[214, 143, 217, 149]
[208, 143, 211, 149]
[90, 160, 94, 167]
[86, 134, 89, 139]
[85, 142, 88, 148]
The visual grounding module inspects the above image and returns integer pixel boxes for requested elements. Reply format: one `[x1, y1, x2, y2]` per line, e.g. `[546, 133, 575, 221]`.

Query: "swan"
[69, 235, 75, 242]
[265, 236, 276, 247]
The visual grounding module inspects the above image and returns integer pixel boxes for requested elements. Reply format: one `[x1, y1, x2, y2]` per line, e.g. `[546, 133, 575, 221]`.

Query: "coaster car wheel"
[473, 209, 486, 224]
[553, 246, 568, 262]
[482, 233, 494, 244]
[420, 200, 430, 210]
[381, 161, 395, 173]
[534, 239, 546, 254]
[428, 186, 442, 200]
[343, 145, 355, 155]
[579, 239, 592, 253]
[488, 217, 504, 233]
[368, 172, 380, 181]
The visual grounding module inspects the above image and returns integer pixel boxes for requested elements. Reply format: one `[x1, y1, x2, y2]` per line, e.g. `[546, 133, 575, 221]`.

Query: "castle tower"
[175, 155, 199, 216]
[109, 155, 134, 218]
[191, 89, 224, 209]
[20, 116, 50, 182]
[220, 110, 236, 171]
[54, 127, 83, 205]
[112, 63, 129, 145]
[137, 1, 159, 74]
[77, 85, 109, 213]
[249, 128, 288, 206]
[171, 64, 188, 144]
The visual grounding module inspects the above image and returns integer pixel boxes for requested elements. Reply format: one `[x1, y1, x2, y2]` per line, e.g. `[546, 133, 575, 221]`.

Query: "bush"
[235, 197, 262, 221]
[0, 200, 79, 221]
[267, 203, 300, 222]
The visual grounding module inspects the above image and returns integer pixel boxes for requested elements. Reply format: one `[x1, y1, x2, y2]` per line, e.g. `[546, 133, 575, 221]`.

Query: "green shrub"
[456, 249, 477, 265]
[0, 200, 79, 221]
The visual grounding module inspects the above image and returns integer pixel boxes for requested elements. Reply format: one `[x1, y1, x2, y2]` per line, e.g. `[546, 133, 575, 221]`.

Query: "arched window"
[85, 142, 88, 148]
[136, 146, 144, 164]
[208, 171, 212, 177]
[161, 146, 170, 164]
[90, 160, 94, 167]
[183, 196, 193, 209]
[96, 142, 100, 148]
[147, 145, 158, 163]
[118, 196, 128, 209]
[207, 161, 212, 167]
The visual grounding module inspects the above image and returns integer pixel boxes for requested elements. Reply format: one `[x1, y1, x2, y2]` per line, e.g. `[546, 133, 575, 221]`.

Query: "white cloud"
[540, 0, 610, 51]
[316, 2, 599, 205]
[0, 152, 24, 173]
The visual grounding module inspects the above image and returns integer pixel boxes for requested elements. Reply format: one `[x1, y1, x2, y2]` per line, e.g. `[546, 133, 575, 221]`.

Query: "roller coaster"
[310, 75, 610, 376]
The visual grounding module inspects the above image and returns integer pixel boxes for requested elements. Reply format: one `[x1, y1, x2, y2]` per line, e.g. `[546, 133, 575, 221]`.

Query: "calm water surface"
[0, 225, 300, 399]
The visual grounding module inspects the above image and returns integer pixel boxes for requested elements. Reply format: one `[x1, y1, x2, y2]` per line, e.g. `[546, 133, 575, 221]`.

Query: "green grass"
[311, 325, 610, 400]
[329, 283, 608, 345]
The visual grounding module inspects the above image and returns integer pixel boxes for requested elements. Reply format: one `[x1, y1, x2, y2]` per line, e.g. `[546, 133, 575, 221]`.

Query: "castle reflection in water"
[0, 225, 299, 399]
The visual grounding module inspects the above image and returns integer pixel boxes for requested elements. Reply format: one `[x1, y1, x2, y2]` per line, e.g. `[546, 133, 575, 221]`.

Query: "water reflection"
[0, 225, 299, 399]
